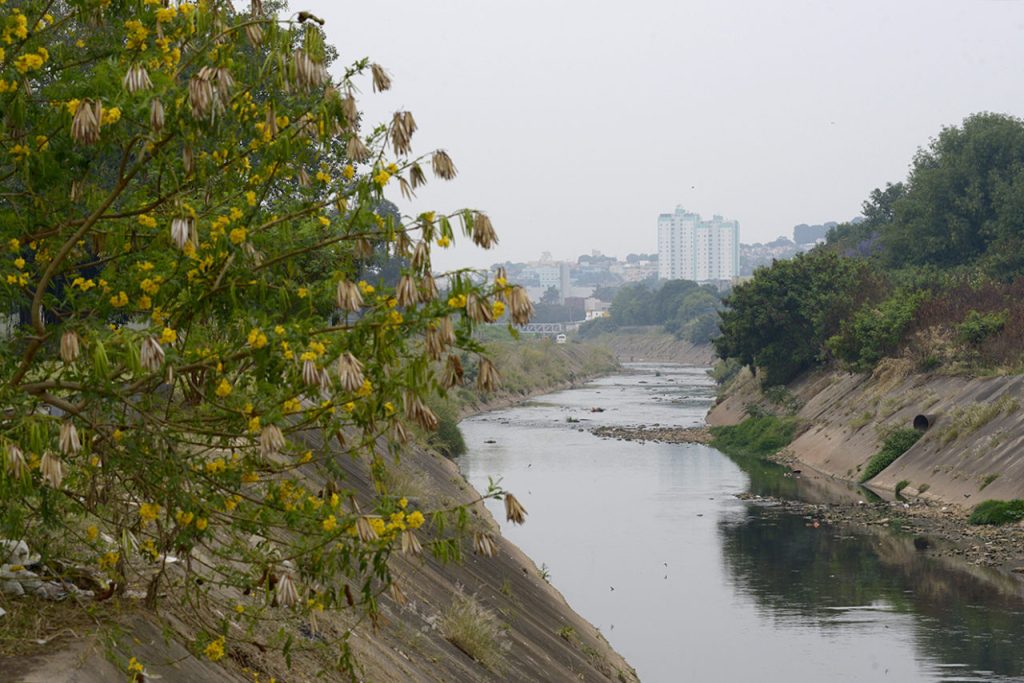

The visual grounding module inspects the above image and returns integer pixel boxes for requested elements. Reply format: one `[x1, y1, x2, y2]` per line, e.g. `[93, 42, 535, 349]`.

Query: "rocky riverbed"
[591, 425, 713, 444]
[591, 423, 1024, 590]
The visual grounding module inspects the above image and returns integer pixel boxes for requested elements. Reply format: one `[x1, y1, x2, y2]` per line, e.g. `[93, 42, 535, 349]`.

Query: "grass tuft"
[969, 499, 1024, 525]
[859, 429, 921, 482]
[440, 592, 505, 672]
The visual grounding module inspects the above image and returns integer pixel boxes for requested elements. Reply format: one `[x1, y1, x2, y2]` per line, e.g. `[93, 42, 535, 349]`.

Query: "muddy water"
[458, 363, 1024, 682]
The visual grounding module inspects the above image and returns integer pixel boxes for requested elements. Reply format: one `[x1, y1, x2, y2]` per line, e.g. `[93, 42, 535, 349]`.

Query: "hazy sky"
[301, 0, 1024, 270]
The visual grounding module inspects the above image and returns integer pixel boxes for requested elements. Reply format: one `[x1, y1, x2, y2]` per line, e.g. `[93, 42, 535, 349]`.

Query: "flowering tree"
[0, 0, 532, 675]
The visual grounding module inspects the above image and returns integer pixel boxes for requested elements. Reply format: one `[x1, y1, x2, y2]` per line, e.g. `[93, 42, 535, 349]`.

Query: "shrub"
[827, 291, 927, 370]
[710, 415, 797, 458]
[969, 499, 1024, 525]
[859, 429, 922, 482]
[427, 399, 467, 458]
[957, 309, 1008, 345]
[980, 473, 1000, 491]
[895, 479, 911, 496]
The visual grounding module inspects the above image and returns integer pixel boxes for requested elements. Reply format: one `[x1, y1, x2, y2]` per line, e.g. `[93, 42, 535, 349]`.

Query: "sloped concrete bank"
[708, 361, 1024, 504]
[584, 327, 714, 366]
[707, 362, 1024, 582]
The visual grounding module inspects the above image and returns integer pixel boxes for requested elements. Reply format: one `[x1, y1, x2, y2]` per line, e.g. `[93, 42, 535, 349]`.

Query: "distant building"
[657, 207, 739, 282]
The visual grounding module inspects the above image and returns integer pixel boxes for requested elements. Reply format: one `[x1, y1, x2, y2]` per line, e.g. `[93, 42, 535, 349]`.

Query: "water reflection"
[458, 363, 1024, 682]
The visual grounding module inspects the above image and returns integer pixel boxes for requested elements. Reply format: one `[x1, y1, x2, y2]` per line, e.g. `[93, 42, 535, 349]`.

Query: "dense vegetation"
[579, 279, 721, 344]
[858, 429, 922, 482]
[715, 113, 1024, 384]
[709, 414, 797, 458]
[969, 499, 1024, 525]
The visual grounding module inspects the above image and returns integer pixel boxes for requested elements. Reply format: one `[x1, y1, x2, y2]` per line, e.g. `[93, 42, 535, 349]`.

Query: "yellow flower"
[245, 190, 257, 206]
[137, 295, 152, 310]
[297, 287, 309, 298]
[247, 416, 261, 433]
[139, 502, 161, 526]
[492, 301, 506, 317]
[14, 257, 25, 269]
[128, 657, 144, 674]
[407, 510, 425, 529]
[357, 280, 374, 294]
[109, 291, 129, 307]
[384, 402, 395, 416]
[247, 328, 268, 349]
[316, 171, 331, 183]
[373, 170, 391, 186]
[101, 107, 121, 126]
[139, 278, 160, 294]
[215, 378, 232, 398]
[234, 604, 245, 614]
[283, 398, 302, 414]
[196, 517, 208, 531]
[155, 6, 176, 22]
[318, 215, 330, 227]
[299, 450, 313, 463]
[322, 515, 337, 531]
[9, 144, 29, 160]
[448, 294, 467, 309]
[86, 525, 99, 541]
[159, 327, 177, 344]
[229, 227, 247, 245]
[203, 637, 225, 662]
[138, 214, 157, 228]
[437, 236, 451, 248]
[175, 509, 194, 526]
[342, 164, 355, 179]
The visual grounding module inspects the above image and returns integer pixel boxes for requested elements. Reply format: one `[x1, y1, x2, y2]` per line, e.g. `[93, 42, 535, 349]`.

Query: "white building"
[657, 206, 739, 282]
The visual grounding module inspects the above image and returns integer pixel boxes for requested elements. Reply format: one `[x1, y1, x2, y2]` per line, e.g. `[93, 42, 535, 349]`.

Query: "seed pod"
[389, 581, 407, 605]
[41, 451, 63, 488]
[341, 94, 358, 124]
[336, 280, 363, 311]
[356, 516, 378, 542]
[471, 212, 498, 249]
[504, 493, 527, 525]
[474, 531, 497, 557]
[389, 420, 409, 445]
[59, 421, 81, 456]
[410, 163, 427, 190]
[244, 22, 263, 47]
[276, 572, 299, 608]
[431, 150, 457, 180]
[149, 98, 164, 132]
[403, 393, 438, 431]
[183, 145, 194, 174]
[395, 275, 418, 308]
[476, 357, 500, 392]
[140, 336, 165, 372]
[391, 111, 414, 156]
[189, 73, 213, 119]
[465, 294, 494, 323]
[440, 354, 464, 389]
[171, 218, 191, 250]
[400, 529, 421, 555]
[123, 64, 153, 93]
[302, 359, 319, 387]
[60, 330, 80, 364]
[420, 273, 439, 303]
[346, 135, 370, 163]
[71, 99, 101, 145]
[336, 352, 364, 392]
[259, 424, 285, 459]
[507, 286, 534, 326]
[370, 63, 391, 92]
[5, 444, 27, 479]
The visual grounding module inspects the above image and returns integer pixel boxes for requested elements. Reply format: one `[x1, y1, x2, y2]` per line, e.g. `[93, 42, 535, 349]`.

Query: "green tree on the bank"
[583, 279, 721, 344]
[718, 113, 1024, 383]
[0, 0, 531, 675]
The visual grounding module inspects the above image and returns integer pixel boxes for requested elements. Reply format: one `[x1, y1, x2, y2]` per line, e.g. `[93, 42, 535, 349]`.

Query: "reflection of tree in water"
[718, 505, 1024, 677]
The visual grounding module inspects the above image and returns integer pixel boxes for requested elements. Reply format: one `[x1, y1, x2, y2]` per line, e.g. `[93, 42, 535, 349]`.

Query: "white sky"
[300, 0, 1024, 270]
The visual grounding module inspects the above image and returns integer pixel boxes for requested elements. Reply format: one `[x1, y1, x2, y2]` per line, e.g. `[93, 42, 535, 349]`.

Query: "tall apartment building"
[657, 206, 739, 282]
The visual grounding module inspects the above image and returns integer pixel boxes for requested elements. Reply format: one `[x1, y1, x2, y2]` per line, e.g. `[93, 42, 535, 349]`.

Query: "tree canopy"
[0, 0, 531, 675]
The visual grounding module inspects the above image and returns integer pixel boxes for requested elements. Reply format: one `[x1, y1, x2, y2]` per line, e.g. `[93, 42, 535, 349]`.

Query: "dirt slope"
[585, 327, 714, 365]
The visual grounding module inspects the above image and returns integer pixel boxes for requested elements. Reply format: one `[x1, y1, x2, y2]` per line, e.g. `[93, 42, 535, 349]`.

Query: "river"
[457, 363, 1024, 682]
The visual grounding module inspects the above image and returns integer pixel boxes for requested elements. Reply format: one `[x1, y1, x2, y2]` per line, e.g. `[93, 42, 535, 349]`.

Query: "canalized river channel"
[458, 363, 1024, 682]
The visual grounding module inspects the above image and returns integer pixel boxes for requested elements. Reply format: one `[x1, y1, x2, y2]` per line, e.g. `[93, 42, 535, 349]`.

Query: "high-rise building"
[657, 206, 739, 282]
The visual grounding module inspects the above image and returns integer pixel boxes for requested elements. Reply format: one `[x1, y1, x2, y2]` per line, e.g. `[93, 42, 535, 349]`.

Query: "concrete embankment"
[584, 327, 714, 366]
[708, 360, 1024, 505]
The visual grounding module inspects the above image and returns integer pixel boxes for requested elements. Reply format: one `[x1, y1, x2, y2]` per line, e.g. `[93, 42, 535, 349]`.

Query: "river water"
[457, 363, 1024, 683]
